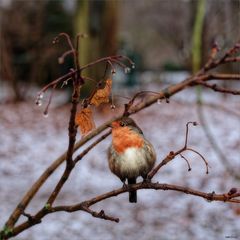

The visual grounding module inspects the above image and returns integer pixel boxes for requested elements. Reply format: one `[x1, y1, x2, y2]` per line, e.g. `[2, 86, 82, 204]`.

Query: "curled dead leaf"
[75, 107, 95, 135]
[90, 79, 112, 106]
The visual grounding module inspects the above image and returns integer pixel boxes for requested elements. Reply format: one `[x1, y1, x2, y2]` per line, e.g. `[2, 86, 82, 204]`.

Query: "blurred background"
[0, 1, 240, 240]
[0, 0, 239, 101]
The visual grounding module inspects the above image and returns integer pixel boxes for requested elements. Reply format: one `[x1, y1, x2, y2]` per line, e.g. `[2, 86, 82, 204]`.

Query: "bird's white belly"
[118, 147, 148, 178]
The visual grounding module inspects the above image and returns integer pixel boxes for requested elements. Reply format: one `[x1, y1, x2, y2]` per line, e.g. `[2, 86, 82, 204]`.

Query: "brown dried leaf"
[90, 79, 112, 106]
[75, 108, 95, 135]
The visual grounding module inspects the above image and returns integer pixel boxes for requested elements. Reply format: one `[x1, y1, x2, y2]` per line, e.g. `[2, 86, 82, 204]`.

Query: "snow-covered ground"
[0, 85, 239, 240]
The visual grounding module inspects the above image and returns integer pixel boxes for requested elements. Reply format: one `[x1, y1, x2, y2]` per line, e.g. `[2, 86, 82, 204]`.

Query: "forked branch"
[1, 36, 239, 240]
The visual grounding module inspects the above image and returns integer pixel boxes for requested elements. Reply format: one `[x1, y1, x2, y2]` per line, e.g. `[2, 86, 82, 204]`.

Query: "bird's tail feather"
[128, 178, 137, 203]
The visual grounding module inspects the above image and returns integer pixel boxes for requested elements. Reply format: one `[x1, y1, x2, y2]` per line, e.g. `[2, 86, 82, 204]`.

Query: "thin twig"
[43, 84, 56, 117]
[148, 121, 199, 179]
[58, 50, 75, 64]
[180, 154, 192, 171]
[4, 182, 239, 239]
[196, 81, 240, 95]
[74, 130, 111, 164]
[184, 122, 197, 148]
[186, 148, 209, 174]
[3, 41, 240, 237]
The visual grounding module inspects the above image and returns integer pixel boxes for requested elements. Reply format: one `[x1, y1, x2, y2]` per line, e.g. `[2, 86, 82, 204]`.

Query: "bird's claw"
[142, 177, 151, 183]
[122, 181, 127, 189]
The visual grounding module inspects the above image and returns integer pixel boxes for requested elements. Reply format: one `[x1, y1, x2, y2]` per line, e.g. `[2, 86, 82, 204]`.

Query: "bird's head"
[109, 117, 143, 135]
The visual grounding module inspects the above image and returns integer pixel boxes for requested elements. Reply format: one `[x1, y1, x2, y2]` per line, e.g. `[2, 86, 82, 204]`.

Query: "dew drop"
[193, 122, 198, 126]
[52, 37, 59, 44]
[157, 99, 161, 104]
[111, 69, 116, 75]
[61, 79, 70, 88]
[110, 104, 116, 110]
[43, 110, 48, 118]
[131, 64, 135, 69]
[124, 67, 131, 74]
[58, 57, 64, 64]
[35, 99, 42, 106]
[39, 93, 44, 99]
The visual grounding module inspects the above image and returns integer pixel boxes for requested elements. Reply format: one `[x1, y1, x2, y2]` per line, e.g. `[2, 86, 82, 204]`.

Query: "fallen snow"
[0, 86, 239, 240]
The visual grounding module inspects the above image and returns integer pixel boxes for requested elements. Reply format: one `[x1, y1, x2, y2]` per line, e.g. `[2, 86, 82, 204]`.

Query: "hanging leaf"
[75, 107, 95, 135]
[90, 79, 112, 106]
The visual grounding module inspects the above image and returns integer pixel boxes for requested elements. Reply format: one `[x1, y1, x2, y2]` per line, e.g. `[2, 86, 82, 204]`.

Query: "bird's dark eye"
[119, 121, 125, 127]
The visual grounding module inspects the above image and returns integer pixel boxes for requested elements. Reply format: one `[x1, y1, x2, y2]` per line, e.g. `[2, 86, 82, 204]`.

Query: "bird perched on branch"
[108, 117, 156, 203]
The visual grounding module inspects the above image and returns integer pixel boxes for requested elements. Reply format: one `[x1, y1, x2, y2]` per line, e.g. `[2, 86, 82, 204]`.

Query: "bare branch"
[180, 154, 192, 172]
[74, 130, 111, 164]
[196, 81, 240, 95]
[3, 39, 240, 239]
[4, 182, 239, 239]
[184, 121, 197, 148]
[186, 148, 209, 174]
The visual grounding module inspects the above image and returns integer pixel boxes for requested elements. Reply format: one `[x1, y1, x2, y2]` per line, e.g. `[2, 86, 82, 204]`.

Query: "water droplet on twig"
[110, 104, 116, 110]
[61, 79, 70, 88]
[52, 37, 59, 44]
[35, 100, 42, 106]
[111, 69, 116, 75]
[39, 93, 44, 99]
[35, 92, 45, 106]
[131, 64, 135, 69]
[124, 67, 131, 74]
[58, 57, 64, 64]
[43, 110, 49, 118]
[157, 99, 161, 104]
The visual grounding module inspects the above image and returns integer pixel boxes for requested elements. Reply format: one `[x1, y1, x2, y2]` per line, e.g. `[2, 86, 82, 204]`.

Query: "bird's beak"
[107, 123, 113, 128]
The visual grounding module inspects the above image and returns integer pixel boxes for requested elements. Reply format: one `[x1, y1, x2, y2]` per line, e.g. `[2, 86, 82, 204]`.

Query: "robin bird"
[108, 117, 156, 203]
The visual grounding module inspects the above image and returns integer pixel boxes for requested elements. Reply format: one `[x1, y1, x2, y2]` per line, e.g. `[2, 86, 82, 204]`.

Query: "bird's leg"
[121, 178, 127, 189]
[142, 174, 151, 183]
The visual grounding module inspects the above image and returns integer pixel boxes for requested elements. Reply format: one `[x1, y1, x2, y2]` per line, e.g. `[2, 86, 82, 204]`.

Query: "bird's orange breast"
[112, 127, 144, 153]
